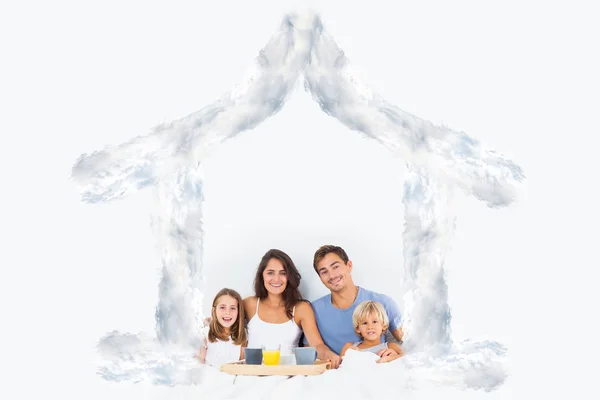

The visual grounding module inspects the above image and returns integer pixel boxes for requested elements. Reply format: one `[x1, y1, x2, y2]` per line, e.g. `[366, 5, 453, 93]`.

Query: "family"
[197, 245, 404, 369]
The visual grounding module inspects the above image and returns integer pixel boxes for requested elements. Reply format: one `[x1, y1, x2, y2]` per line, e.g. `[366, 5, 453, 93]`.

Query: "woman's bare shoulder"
[243, 296, 257, 316]
[294, 300, 312, 311]
[294, 300, 314, 317]
[243, 296, 257, 307]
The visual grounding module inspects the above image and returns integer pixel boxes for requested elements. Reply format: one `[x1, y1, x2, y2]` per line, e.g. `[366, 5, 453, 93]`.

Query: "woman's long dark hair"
[254, 249, 304, 320]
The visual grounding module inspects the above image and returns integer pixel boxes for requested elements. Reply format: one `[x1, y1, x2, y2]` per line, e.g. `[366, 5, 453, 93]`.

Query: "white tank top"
[204, 338, 241, 367]
[247, 299, 303, 352]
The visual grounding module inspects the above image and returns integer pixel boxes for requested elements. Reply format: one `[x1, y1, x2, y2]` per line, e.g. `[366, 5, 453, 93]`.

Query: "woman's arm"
[295, 301, 341, 369]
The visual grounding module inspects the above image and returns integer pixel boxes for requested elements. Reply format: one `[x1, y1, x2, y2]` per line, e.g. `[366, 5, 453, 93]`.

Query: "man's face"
[316, 252, 353, 292]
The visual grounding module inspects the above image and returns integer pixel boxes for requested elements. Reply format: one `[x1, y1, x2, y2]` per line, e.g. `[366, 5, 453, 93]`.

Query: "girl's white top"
[200, 326, 241, 367]
[204, 337, 242, 367]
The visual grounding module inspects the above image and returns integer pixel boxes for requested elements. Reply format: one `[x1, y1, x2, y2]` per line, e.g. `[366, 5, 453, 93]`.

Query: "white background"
[1, 0, 598, 399]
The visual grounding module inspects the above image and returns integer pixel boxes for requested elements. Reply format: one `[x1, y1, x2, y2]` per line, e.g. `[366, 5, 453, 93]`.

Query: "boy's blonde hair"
[352, 300, 389, 339]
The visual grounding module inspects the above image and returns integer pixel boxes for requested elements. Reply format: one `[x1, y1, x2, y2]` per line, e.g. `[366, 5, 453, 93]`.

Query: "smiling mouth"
[270, 283, 283, 288]
[329, 277, 342, 285]
[222, 317, 233, 323]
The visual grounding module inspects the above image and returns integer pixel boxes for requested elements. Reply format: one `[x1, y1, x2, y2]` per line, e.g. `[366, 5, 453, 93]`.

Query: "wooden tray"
[220, 359, 331, 376]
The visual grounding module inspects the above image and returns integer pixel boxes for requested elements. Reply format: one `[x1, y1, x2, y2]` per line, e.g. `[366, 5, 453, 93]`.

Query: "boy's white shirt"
[341, 348, 380, 367]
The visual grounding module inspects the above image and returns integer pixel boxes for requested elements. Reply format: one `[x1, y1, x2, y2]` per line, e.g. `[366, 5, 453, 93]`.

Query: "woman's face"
[214, 294, 239, 329]
[262, 258, 288, 295]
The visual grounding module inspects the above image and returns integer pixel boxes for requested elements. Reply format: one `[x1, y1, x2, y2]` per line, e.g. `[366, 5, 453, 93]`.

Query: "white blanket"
[96, 332, 508, 398]
[192, 348, 506, 399]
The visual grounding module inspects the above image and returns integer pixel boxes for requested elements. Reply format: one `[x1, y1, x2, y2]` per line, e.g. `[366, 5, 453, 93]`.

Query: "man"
[306, 245, 404, 363]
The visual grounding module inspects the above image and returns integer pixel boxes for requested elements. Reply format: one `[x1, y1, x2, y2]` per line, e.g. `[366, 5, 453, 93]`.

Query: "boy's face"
[356, 312, 385, 341]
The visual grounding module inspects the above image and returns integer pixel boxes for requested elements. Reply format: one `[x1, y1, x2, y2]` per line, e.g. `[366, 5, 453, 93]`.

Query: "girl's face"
[262, 258, 288, 295]
[214, 294, 239, 329]
[356, 313, 384, 341]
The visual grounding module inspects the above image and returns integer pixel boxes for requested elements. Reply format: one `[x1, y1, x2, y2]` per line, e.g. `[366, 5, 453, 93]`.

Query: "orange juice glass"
[262, 344, 281, 366]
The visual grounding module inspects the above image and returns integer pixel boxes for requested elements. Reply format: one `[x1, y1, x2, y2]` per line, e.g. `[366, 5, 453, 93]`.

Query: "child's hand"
[376, 348, 398, 358]
[376, 348, 401, 363]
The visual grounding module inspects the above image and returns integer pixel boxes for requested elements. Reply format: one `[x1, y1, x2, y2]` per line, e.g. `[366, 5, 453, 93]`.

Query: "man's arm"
[381, 295, 404, 344]
[390, 326, 404, 343]
[295, 301, 341, 369]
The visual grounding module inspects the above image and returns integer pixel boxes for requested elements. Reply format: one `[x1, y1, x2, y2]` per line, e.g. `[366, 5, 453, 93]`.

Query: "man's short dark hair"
[313, 245, 349, 273]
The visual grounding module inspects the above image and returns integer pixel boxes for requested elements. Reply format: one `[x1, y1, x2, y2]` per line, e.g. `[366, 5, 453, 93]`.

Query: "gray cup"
[244, 348, 263, 365]
[294, 347, 317, 365]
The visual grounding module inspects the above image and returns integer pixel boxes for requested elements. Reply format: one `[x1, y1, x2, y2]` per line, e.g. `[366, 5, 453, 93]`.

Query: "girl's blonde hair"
[208, 288, 248, 346]
[352, 300, 389, 339]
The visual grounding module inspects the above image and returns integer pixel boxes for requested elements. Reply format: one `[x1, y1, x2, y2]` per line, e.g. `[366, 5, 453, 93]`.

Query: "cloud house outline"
[71, 10, 524, 392]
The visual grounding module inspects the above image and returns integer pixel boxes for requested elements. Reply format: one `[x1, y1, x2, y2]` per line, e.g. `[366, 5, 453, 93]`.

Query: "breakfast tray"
[220, 360, 331, 376]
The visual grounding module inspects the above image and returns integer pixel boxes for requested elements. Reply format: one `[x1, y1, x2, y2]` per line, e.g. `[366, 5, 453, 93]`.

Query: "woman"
[244, 249, 341, 369]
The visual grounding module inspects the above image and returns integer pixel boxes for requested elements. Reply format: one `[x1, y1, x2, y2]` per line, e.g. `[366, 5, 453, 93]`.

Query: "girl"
[340, 300, 403, 362]
[197, 288, 248, 367]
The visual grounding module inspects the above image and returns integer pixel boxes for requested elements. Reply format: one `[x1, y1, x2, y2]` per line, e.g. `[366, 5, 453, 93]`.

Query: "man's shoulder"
[310, 293, 331, 309]
[359, 287, 397, 305]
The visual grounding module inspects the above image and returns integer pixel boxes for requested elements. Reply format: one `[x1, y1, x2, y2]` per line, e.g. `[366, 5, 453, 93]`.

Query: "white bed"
[97, 333, 508, 398]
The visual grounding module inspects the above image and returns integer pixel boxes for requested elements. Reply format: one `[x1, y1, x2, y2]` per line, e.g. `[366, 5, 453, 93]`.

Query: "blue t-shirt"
[305, 287, 402, 355]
